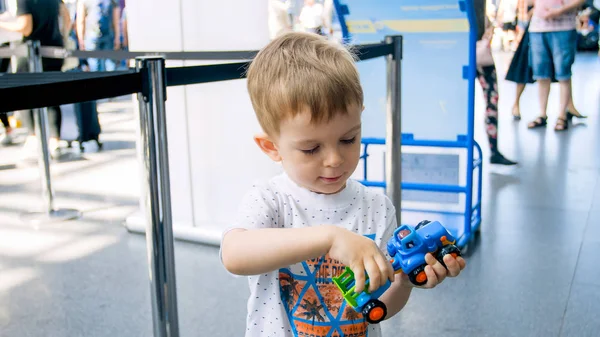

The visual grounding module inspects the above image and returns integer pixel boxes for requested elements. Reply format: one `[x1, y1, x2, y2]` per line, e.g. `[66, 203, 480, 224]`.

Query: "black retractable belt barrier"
[166, 62, 250, 87]
[39, 46, 259, 61]
[0, 71, 142, 113]
[355, 42, 395, 61]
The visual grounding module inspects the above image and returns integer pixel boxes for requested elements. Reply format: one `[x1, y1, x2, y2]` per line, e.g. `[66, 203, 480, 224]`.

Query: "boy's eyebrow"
[342, 124, 362, 136]
[294, 124, 362, 146]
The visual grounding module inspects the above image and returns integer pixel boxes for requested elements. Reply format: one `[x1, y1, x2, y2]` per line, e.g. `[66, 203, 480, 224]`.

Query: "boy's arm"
[221, 226, 333, 276]
[226, 225, 396, 294]
[223, 224, 393, 293]
[379, 273, 413, 316]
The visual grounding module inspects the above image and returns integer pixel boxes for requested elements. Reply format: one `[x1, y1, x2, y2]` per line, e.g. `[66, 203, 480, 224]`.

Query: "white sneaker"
[21, 136, 61, 160]
[49, 138, 61, 159]
[0, 132, 13, 146]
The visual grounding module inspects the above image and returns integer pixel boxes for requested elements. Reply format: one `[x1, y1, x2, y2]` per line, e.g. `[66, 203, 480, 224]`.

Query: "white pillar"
[125, 0, 282, 244]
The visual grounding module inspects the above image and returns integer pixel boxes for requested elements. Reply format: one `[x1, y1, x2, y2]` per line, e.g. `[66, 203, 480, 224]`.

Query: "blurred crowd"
[0, 0, 128, 156]
[489, 0, 598, 52]
[268, 0, 339, 41]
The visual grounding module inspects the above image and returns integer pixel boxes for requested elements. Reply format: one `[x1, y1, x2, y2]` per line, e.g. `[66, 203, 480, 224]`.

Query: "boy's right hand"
[326, 226, 394, 294]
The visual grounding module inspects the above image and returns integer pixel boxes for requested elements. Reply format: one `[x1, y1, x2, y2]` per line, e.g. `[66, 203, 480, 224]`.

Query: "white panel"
[126, 1, 195, 227]
[185, 79, 282, 228]
[126, 0, 184, 51]
[180, 0, 280, 229]
[180, 0, 269, 50]
[164, 69, 195, 227]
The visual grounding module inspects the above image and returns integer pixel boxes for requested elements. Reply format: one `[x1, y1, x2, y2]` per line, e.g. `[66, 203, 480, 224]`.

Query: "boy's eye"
[301, 146, 320, 155]
[341, 137, 357, 145]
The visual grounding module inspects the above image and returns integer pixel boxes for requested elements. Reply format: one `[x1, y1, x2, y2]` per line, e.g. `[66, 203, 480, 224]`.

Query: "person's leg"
[512, 83, 526, 119]
[551, 30, 578, 131]
[21, 110, 35, 136]
[476, 66, 499, 153]
[0, 113, 10, 128]
[97, 38, 106, 72]
[477, 66, 517, 165]
[104, 35, 116, 72]
[43, 59, 64, 139]
[528, 32, 553, 128]
[566, 79, 586, 118]
[95, 37, 115, 72]
[85, 37, 100, 72]
[0, 113, 13, 145]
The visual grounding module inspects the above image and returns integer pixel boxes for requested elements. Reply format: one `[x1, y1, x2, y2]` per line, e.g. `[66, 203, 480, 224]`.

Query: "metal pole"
[135, 56, 180, 337]
[384, 35, 403, 226]
[20, 41, 81, 225]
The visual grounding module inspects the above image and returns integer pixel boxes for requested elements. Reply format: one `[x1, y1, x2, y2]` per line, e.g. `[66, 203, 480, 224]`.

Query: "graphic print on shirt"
[279, 234, 377, 337]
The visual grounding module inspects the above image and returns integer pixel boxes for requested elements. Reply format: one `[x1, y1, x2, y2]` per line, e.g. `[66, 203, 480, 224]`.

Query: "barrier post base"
[20, 208, 82, 226]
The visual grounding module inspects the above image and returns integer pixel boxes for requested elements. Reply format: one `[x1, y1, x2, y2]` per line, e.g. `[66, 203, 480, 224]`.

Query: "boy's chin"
[310, 181, 347, 195]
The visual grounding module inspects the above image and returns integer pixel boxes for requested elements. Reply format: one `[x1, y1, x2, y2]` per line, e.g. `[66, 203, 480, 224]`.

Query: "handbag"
[476, 38, 495, 66]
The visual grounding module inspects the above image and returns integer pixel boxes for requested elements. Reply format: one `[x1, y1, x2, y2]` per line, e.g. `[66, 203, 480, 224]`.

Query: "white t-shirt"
[501, 0, 518, 23]
[299, 3, 325, 29]
[268, 0, 292, 40]
[225, 173, 397, 337]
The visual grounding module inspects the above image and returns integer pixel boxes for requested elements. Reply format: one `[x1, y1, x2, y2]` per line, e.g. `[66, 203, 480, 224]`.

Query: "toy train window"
[398, 229, 411, 239]
[398, 228, 420, 251]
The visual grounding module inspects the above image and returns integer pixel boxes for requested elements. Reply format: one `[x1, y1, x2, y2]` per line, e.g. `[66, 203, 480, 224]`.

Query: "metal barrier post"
[20, 40, 81, 225]
[385, 35, 403, 226]
[135, 56, 180, 337]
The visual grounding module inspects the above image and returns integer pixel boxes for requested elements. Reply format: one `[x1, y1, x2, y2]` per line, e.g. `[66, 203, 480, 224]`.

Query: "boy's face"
[258, 105, 362, 195]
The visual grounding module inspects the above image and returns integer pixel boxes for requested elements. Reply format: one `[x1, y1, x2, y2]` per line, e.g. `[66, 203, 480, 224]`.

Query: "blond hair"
[246, 32, 364, 136]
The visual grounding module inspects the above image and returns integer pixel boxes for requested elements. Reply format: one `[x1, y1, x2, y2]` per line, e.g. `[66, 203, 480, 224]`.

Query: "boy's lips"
[320, 175, 343, 183]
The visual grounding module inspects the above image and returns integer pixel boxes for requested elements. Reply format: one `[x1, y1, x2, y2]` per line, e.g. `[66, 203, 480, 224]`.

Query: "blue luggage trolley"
[333, 0, 483, 249]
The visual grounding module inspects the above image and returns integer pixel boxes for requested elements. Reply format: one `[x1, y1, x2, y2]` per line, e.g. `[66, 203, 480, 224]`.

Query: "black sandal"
[528, 116, 547, 129]
[566, 110, 588, 121]
[554, 117, 568, 131]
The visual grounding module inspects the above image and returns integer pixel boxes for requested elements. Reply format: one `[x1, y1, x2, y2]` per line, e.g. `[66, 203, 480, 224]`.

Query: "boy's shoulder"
[238, 173, 294, 208]
[243, 173, 289, 197]
[348, 178, 394, 207]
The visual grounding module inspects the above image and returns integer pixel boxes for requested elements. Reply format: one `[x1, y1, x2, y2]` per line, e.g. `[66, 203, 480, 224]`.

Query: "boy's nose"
[324, 149, 344, 168]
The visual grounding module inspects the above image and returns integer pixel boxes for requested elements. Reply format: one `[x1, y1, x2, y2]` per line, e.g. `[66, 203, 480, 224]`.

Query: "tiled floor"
[0, 52, 599, 337]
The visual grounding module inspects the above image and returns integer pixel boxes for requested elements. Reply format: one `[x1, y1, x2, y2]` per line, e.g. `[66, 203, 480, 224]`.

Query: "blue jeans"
[85, 35, 116, 72]
[529, 30, 577, 81]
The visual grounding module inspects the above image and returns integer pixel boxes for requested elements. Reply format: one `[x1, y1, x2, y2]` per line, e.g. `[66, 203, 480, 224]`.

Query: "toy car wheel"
[415, 220, 431, 230]
[436, 244, 462, 268]
[408, 264, 428, 286]
[362, 299, 387, 324]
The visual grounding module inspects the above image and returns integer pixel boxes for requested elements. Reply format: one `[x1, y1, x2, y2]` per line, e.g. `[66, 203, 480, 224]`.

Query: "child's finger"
[443, 254, 461, 277]
[352, 262, 366, 293]
[456, 256, 467, 270]
[364, 258, 382, 292]
[424, 253, 437, 266]
[374, 253, 394, 282]
[424, 253, 447, 282]
[423, 265, 439, 289]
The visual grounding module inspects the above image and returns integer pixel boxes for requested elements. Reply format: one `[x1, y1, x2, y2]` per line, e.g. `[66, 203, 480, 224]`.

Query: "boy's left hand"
[400, 253, 466, 289]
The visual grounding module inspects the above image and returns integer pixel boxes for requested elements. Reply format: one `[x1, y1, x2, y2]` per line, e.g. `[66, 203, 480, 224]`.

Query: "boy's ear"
[254, 133, 282, 162]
